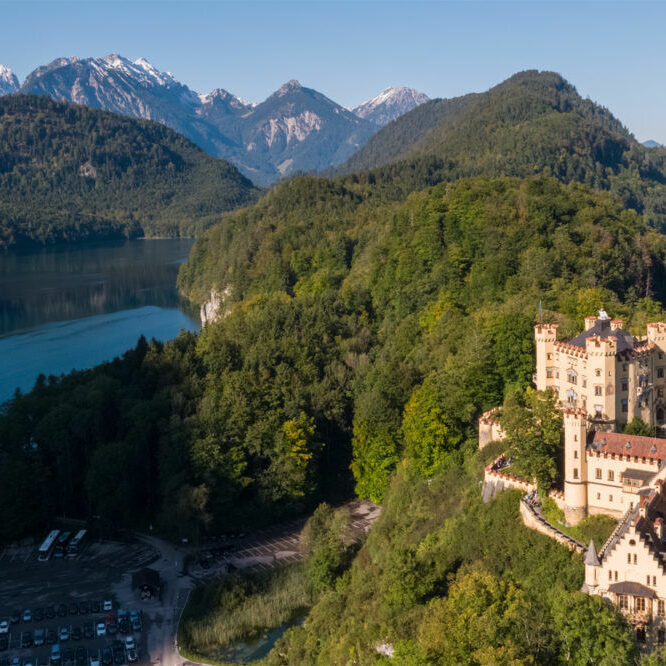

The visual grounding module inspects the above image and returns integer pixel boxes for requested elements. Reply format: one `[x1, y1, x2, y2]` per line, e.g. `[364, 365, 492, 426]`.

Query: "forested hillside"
[333, 70, 666, 229]
[0, 95, 260, 248]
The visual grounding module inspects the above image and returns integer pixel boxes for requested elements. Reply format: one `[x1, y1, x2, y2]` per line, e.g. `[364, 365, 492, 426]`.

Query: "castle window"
[619, 594, 628, 609]
[609, 494, 613, 502]
[628, 553, 632, 564]
[547, 368, 553, 378]
[622, 381, 628, 392]
[582, 379, 587, 388]
[596, 468, 602, 480]
[595, 386, 603, 396]
[573, 468, 579, 480]
[609, 570, 613, 581]
[659, 600, 665, 617]
[596, 369, 602, 377]
[636, 597, 646, 612]
[582, 397, 587, 408]
[547, 353, 552, 360]
[607, 385, 614, 395]
[623, 363, 628, 372]
[595, 405, 603, 418]
[574, 450, 578, 458]
[621, 399, 628, 413]
[661, 353, 664, 360]
[648, 575, 651, 586]
[568, 370, 577, 384]
[596, 493, 601, 500]
[654, 576, 657, 586]
[615, 571, 618, 581]
[608, 470, 614, 482]
[634, 554, 638, 565]
[660, 367, 665, 378]
[630, 539, 636, 546]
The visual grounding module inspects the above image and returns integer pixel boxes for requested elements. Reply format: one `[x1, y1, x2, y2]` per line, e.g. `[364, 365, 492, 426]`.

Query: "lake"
[0, 239, 200, 404]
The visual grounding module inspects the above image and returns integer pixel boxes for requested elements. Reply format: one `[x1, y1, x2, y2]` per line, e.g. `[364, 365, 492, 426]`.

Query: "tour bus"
[37, 530, 60, 562]
[52, 531, 71, 559]
[66, 529, 87, 558]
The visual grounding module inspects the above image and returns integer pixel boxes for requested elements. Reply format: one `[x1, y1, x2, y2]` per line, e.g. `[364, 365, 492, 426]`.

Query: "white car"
[0, 620, 8, 634]
[124, 636, 135, 651]
[102, 600, 112, 612]
[90, 651, 101, 666]
[22, 610, 32, 623]
[95, 623, 106, 637]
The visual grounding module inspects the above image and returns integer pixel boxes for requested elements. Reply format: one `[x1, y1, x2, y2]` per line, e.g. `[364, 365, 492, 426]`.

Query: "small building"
[131, 567, 161, 600]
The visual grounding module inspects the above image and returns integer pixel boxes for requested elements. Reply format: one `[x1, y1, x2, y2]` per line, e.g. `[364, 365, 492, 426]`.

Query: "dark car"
[45, 607, 56, 620]
[75, 648, 86, 666]
[34, 609, 44, 622]
[8, 612, 19, 625]
[68, 604, 78, 617]
[106, 619, 117, 636]
[71, 626, 81, 641]
[57, 605, 67, 618]
[101, 648, 112, 666]
[125, 650, 136, 665]
[112, 645, 124, 666]
[91, 601, 100, 615]
[118, 619, 129, 635]
[20, 632, 32, 648]
[46, 630, 57, 645]
[82, 623, 93, 640]
[0, 637, 7, 652]
[0, 657, 8, 666]
[77, 603, 89, 616]
[62, 650, 74, 666]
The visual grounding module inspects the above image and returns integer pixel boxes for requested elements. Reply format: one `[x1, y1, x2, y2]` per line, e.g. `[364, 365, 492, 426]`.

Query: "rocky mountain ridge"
[1, 55, 428, 185]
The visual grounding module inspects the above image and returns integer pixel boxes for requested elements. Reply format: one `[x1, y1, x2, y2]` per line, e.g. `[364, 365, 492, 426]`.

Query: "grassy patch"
[541, 498, 617, 547]
[178, 563, 312, 658]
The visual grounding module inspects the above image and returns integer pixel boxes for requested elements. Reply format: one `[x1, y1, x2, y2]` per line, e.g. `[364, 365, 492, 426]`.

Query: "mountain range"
[0, 56, 428, 185]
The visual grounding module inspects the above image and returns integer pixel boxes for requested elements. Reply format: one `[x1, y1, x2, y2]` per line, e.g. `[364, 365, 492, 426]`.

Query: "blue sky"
[2, 1, 665, 142]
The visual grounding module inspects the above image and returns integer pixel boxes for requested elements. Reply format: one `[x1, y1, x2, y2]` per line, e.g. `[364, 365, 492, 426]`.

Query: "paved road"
[127, 499, 381, 666]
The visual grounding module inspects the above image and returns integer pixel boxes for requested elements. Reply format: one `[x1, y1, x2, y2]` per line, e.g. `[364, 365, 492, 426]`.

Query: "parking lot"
[0, 541, 156, 666]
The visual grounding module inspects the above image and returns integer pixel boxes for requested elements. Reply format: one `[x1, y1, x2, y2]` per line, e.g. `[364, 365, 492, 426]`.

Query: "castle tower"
[534, 324, 558, 391]
[585, 333, 618, 430]
[563, 409, 588, 525]
[584, 540, 600, 591]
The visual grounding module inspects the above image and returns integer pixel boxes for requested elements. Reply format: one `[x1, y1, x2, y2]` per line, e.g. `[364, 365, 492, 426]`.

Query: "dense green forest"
[331, 70, 666, 230]
[3, 176, 666, 543]
[0, 95, 260, 248]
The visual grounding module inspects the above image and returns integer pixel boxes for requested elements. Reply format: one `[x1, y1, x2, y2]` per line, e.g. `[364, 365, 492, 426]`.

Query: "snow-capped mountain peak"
[0, 65, 19, 94]
[353, 86, 430, 127]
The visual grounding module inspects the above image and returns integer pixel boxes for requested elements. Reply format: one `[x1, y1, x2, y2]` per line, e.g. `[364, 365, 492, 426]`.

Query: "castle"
[480, 311, 666, 649]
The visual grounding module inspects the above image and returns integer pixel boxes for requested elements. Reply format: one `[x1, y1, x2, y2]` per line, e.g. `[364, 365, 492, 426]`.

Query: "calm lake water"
[0, 239, 200, 404]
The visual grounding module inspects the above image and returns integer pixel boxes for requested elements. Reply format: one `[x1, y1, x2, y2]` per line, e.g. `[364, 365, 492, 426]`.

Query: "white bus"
[37, 529, 60, 562]
[66, 529, 87, 558]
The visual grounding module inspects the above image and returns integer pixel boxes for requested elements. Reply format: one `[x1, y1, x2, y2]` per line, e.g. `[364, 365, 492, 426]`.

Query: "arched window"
[567, 370, 577, 384]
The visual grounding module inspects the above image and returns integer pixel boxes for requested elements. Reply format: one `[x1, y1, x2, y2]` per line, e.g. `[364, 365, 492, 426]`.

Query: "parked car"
[83, 624, 93, 640]
[47, 630, 57, 645]
[100, 648, 112, 666]
[50, 646, 61, 666]
[123, 638, 135, 651]
[0, 657, 8, 666]
[130, 614, 141, 633]
[57, 605, 68, 618]
[95, 623, 105, 638]
[75, 647, 87, 666]
[34, 628, 46, 646]
[59, 626, 69, 642]
[71, 626, 81, 642]
[77, 603, 89, 616]
[111, 644, 124, 666]
[0, 621, 7, 635]
[22, 610, 32, 623]
[62, 649, 74, 666]
[8, 612, 19, 625]
[20, 631, 32, 648]
[10, 657, 20, 666]
[106, 619, 117, 636]
[34, 609, 44, 622]
[125, 650, 136, 665]
[0, 637, 7, 652]
[102, 601, 112, 612]
[90, 602, 100, 615]
[89, 651, 100, 666]
[68, 604, 78, 617]
[118, 619, 129, 635]
[45, 607, 56, 620]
